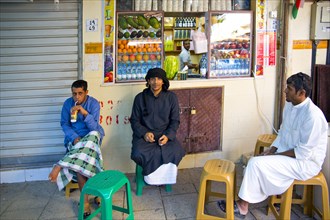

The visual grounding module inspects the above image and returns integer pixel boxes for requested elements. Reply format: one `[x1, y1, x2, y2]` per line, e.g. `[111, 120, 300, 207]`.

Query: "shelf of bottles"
[116, 11, 163, 82]
[208, 11, 252, 78]
[173, 17, 196, 40]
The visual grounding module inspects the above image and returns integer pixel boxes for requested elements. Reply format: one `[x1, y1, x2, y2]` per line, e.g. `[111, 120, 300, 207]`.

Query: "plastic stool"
[268, 172, 329, 220]
[65, 181, 79, 198]
[196, 159, 236, 220]
[78, 170, 134, 220]
[135, 164, 172, 196]
[254, 134, 277, 156]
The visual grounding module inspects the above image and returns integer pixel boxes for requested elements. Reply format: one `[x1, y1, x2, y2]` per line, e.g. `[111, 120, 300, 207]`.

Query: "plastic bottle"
[131, 62, 137, 80]
[199, 53, 208, 78]
[136, 63, 142, 79]
[117, 63, 122, 81]
[122, 63, 128, 80]
[127, 63, 133, 80]
[142, 62, 147, 79]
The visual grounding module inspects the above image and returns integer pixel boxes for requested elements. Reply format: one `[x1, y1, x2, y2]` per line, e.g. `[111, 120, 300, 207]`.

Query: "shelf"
[164, 12, 206, 17]
[165, 50, 201, 55]
[164, 26, 174, 30]
[173, 27, 197, 30]
[173, 38, 191, 41]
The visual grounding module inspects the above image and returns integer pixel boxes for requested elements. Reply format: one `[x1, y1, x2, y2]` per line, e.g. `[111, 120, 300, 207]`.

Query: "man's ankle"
[237, 200, 248, 215]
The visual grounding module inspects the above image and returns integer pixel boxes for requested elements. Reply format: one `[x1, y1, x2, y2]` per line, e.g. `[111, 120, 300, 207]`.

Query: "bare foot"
[236, 200, 249, 215]
[48, 165, 61, 182]
[83, 202, 91, 217]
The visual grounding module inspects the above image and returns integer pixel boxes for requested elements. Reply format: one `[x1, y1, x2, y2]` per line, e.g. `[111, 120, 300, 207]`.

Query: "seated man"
[130, 68, 186, 185]
[48, 80, 104, 217]
[218, 72, 328, 218]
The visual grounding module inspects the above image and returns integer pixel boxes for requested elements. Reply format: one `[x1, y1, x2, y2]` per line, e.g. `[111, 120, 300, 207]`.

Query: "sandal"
[217, 200, 246, 219]
[83, 202, 91, 218]
[94, 196, 101, 206]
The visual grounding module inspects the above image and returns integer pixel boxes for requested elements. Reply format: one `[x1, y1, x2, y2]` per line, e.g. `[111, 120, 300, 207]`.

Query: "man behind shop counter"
[179, 39, 198, 74]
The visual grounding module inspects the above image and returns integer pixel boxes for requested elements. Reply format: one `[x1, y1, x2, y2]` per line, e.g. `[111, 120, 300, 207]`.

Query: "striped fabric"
[56, 131, 104, 191]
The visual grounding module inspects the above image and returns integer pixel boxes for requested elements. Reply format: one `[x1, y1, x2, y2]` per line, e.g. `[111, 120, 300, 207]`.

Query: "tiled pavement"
[0, 163, 314, 220]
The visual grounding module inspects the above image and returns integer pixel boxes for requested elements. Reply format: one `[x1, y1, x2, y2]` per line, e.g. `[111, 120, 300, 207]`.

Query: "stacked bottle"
[174, 17, 196, 28]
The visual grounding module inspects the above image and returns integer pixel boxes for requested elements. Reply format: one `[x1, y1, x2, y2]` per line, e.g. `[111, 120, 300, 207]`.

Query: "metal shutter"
[0, 0, 81, 170]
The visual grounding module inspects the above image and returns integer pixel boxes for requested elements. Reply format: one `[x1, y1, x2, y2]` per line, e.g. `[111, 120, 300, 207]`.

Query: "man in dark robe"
[130, 68, 185, 185]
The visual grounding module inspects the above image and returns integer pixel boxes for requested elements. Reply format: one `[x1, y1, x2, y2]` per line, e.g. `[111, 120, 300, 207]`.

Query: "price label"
[86, 19, 98, 32]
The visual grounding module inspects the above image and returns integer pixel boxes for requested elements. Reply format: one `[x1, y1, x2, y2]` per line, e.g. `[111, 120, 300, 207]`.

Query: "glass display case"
[208, 11, 253, 78]
[115, 11, 163, 82]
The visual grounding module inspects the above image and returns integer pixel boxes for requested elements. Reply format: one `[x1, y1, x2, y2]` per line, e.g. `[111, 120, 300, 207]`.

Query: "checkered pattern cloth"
[55, 131, 104, 191]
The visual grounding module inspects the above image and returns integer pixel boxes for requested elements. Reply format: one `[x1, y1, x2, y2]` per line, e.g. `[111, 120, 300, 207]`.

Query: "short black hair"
[286, 72, 311, 97]
[71, 80, 88, 91]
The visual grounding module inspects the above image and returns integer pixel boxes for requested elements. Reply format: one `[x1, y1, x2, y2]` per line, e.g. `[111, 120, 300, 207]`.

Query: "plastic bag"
[192, 29, 208, 54]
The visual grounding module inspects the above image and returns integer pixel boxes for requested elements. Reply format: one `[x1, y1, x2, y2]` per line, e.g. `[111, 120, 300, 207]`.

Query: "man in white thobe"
[218, 72, 328, 217]
[179, 40, 198, 73]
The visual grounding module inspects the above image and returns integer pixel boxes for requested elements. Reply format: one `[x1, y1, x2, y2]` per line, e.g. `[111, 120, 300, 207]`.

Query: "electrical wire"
[251, 70, 278, 134]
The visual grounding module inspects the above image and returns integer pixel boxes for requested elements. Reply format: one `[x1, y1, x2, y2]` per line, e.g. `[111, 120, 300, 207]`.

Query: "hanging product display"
[208, 11, 253, 78]
[103, 0, 115, 83]
[116, 11, 163, 82]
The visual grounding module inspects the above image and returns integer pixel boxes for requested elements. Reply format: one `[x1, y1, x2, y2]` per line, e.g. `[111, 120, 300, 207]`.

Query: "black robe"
[130, 89, 186, 176]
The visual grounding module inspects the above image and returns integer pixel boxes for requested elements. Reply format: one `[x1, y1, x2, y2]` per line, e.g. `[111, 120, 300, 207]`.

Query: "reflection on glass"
[209, 12, 252, 78]
[116, 12, 163, 82]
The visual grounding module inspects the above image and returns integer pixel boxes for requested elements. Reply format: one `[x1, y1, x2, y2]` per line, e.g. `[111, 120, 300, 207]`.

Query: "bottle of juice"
[70, 101, 78, 123]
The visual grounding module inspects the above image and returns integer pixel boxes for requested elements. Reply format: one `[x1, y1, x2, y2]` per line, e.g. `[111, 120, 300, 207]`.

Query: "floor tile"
[163, 193, 198, 219]
[0, 164, 314, 220]
[0, 207, 44, 220]
[134, 208, 166, 220]
[160, 183, 196, 196]
[132, 187, 163, 211]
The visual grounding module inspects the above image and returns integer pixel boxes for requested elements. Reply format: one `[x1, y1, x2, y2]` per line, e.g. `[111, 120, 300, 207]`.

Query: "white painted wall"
[288, 2, 327, 75]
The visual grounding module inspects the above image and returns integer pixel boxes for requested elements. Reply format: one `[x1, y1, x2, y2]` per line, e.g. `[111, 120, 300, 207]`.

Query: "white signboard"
[86, 19, 98, 32]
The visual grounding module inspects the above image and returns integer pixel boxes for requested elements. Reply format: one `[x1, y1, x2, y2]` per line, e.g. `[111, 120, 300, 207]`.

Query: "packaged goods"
[162, 0, 167, 11]
[167, 0, 173, 11]
[192, 0, 198, 12]
[152, 0, 158, 10]
[185, 0, 191, 12]
[135, 0, 140, 11]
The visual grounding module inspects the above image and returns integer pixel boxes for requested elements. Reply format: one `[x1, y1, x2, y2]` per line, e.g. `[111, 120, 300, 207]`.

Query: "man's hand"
[74, 137, 81, 145]
[258, 146, 277, 156]
[158, 135, 168, 146]
[144, 132, 155, 143]
[71, 105, 89, 117]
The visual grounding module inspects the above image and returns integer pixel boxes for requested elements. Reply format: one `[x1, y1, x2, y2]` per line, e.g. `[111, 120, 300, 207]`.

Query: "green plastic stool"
[135, 164, 172, 196]
[78, 170, 134, 220]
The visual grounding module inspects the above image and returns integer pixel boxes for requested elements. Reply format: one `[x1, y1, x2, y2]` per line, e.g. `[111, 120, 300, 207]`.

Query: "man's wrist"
[269, 146, 277, 153]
